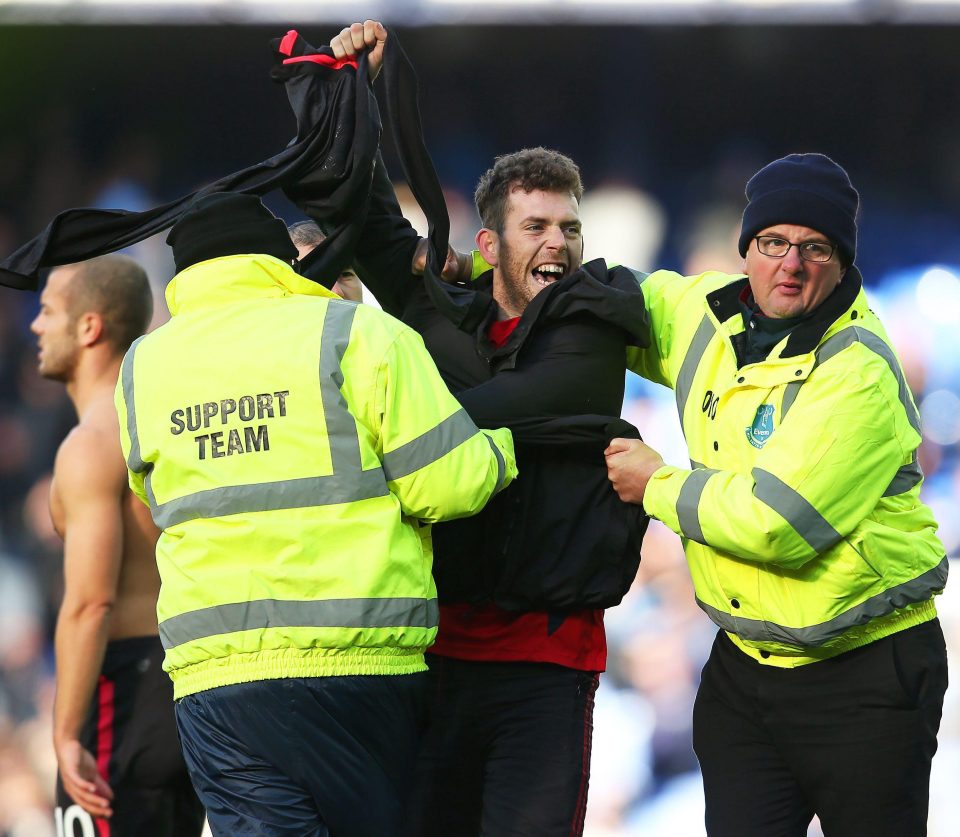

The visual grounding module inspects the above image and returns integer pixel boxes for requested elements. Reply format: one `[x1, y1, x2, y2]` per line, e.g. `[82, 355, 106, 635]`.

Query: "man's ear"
[75, 312, 104, 348]
[476, 228, 499, 267]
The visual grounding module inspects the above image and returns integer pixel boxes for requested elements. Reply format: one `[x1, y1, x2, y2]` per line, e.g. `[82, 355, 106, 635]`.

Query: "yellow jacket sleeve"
[370, 325, 516, 523]
[627, 269, 732, 387]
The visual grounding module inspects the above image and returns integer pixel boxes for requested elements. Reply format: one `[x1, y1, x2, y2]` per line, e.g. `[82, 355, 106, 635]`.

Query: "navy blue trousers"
[175, 674, 426, 837]
[694, 621, 948, 837]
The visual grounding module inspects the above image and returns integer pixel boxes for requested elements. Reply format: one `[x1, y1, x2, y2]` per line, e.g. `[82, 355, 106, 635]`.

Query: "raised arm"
[326, 21, 468, 315]
[350, 151, 424, 316]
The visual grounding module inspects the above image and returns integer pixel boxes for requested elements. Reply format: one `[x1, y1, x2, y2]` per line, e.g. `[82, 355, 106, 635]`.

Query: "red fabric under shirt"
[429, 315, 607, 672]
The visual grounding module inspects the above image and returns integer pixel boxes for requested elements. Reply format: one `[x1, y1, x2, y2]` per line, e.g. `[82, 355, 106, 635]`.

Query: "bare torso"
[50, 397, 161, 640]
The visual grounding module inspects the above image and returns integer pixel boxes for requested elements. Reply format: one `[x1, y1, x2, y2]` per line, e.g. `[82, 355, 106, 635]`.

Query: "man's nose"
[545, 226, 567, 250]
[781, 245, 804, 272]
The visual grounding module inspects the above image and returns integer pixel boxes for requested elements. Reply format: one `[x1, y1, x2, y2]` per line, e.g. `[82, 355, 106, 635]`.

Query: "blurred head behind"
[31, 254, 152, 382]
[739, 153, 859, 319]
[287, 220, 362, 302]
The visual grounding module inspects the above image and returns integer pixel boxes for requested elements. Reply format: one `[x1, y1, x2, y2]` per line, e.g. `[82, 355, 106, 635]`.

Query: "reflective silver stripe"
[120, 335, 149, 474]
[143, 471, 159, 513]
[121, 336, 161, 513]
[675, 316, 715, 435]
[695, 554, 948, 648]
[152, 469, 390, 530]
[139, 301, 390, 528]
[752, 467, 842, 553]
[883, 456, 924, 497]
[676, 468, 718, 544]
[320, 303, 365, 474]
[382, 408, 479, 482]
[780, 380, 802, 421]
[780, 327, 924, 498]
[159, 596, 440, 651]
[690, 459, 706, 469]
[815, 327, 921, 434]
[485, 433, 507, 493]
[629, 268, 650, 285]
[783, 326, 918, 430]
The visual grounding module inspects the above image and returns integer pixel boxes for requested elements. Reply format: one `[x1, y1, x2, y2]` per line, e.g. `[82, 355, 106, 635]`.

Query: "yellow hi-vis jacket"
[115, 254, 516, 698]
[627, 267, 947, 667]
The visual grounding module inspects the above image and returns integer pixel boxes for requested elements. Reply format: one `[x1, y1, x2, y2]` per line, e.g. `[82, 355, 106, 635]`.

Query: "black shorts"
[55, 635, 205, 837]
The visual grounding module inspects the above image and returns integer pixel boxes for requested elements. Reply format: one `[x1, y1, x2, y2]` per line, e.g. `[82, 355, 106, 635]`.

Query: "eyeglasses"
[754, 235, 836, 263]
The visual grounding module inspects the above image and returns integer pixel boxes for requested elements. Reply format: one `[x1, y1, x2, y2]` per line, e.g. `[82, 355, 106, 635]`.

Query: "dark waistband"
[102, 634, 164, 672]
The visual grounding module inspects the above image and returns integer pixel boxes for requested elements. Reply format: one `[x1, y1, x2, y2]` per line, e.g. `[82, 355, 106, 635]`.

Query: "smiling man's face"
[484, 186, 583, 319]
[745, 223, 845, 319]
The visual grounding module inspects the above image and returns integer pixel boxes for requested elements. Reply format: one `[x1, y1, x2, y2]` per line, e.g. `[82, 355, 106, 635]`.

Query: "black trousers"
[406, 655, 599, 837]
[693, 620, 948, 837]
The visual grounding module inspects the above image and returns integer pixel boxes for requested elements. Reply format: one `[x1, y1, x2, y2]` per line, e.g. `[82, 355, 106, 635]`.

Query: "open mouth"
[531, 263, 566, 286]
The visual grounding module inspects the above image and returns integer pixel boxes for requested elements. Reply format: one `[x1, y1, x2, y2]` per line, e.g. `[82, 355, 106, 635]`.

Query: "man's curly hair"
[475, 147, 583, 234]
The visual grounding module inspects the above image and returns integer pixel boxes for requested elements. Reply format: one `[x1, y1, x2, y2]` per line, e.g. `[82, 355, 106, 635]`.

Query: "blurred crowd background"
[0, 8, 959, 836]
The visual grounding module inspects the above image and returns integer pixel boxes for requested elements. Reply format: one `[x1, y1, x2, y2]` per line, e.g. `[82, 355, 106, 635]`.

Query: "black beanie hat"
[167, 192, 298, 273]
[738, 153, 859, 266]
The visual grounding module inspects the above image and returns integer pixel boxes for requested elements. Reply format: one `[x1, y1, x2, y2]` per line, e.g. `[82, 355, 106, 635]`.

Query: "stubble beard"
[496, 240, 537, 317]
[38, 341, 79, 384]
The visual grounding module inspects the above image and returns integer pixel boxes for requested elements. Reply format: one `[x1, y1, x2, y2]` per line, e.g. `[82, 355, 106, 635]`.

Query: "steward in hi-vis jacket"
[630, 265, 945, 666]
[115, 193, 516, 837]
[607, 154, 948, 837]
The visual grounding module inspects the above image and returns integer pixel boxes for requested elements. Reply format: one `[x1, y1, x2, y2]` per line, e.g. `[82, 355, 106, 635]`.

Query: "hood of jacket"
[165, 253, 339, 316]
[467, 258, 651, 368]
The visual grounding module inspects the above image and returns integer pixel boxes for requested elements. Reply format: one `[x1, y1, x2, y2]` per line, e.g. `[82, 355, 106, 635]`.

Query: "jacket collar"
[470, 259, 650, 365]
[705, 266, 864, 358]
[165, 254, 338, 316]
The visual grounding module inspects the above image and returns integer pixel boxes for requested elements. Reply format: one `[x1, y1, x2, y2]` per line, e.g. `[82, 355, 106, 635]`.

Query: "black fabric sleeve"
[348, 152, 423, 318]
[1, 31, 378, 292]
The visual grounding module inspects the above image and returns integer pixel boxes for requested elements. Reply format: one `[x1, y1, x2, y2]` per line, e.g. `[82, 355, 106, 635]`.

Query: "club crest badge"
[745, 404, 776, 449]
